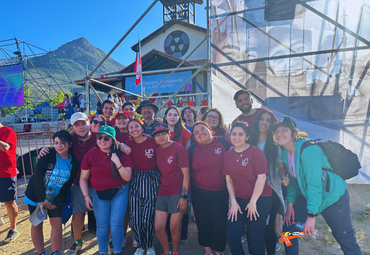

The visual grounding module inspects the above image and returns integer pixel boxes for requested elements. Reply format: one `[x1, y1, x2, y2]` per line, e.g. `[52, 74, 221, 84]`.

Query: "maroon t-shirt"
[107, 118, 115, 127]
[81, 148, 134, 191]
[115, 127, 130, 144]
[156, 142, 189, 196]
[223, 145, 272, 199]
[0, 127, 17, 178]
[126, 136, 158, 172]
[191, 138, 229, 191]
[233, 108, 265, 131]
[72, 132, 97, 185]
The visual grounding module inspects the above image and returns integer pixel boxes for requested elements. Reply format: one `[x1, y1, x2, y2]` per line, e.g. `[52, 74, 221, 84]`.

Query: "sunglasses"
[92, 120, 105, 125]
[97, 134, 111, 141]
[193, 126, 208, 136]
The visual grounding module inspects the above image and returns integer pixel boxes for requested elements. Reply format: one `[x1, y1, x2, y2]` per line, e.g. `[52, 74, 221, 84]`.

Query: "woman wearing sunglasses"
[190, 122, 231, 255]
[90, 115, 106, 133]
[163, 106, 192, 149]
[249, 109, 287, 254]
[80, 125, 133, 255]
[24, 130, 79, 255]
[126, 119, 160, 255]
[202, 108, 227, 137]
[271, 117, 361, 255]
[224, 121, 272, 255]
[152, 123, 190, 255]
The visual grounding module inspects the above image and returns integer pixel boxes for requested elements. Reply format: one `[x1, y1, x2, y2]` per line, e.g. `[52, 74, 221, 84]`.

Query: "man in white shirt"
[79, 94, 86, 113]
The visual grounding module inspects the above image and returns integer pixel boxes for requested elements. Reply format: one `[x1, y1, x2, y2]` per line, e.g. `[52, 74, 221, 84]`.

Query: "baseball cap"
[270, 117, 297, 133]
[97, 125, 116, 138]
[115, 110, 130, 118]
[152, 123, 170, 137]
[71, 112, 89, 125]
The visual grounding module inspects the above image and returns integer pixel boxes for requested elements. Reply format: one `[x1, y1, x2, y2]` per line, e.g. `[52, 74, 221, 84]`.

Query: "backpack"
[300, 139, 361, 180]
[188, 136, 230, 170]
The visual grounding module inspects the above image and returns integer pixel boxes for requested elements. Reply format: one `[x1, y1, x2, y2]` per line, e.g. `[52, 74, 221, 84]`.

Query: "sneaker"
[133, 237, 138, 248]
[162, 252, 172, 255]
[122, 238, 127, 248]
[146, 247, 156, 255]
[133, 248, 145, 255]
[275, 242, 281, 251]
[108, 240, 114, 255]
[51, 252, 61, 255]
[240, 231, 247, 243]
[180, 237, 188, 243]
[3, 229, 20, 243]
[39, 252, 49, 255]
[67, 240, 83, 255]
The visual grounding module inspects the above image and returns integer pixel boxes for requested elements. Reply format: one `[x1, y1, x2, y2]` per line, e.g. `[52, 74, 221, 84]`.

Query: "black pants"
[264, 190, 280, 255]
[227, 196, 272, 255]
[283, 190, 361, 255]
[191, 185, 228, 252]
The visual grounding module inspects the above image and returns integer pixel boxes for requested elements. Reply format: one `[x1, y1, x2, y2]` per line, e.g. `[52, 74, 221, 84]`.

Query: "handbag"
[95, 183, 126, 200]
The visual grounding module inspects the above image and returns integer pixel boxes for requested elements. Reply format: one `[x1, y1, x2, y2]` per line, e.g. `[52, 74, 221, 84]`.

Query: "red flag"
[134, 39, 142, 86]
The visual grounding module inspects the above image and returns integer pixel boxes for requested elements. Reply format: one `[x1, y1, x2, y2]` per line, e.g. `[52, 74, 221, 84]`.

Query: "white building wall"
[141, 24, 207, 61]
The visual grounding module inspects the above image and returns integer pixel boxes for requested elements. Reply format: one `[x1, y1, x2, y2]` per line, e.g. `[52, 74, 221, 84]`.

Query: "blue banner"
[0, 64, 24, 107]
[125, 71, 192, 94]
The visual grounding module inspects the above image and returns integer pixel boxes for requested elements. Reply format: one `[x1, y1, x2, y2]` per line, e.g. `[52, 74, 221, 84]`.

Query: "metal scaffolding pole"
[89, 78, 143, 98]
[158, 63, 207, 112]
[87, 0, 159, 79]
[206, 0, 212, 107]
[88, 83, 103, 104]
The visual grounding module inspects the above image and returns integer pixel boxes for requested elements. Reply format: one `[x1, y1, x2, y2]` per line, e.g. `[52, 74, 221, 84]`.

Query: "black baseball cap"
[270, 117, 297, 132]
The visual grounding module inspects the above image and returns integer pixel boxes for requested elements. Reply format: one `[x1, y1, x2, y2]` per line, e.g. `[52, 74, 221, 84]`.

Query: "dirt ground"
[0, 184, 369, 255]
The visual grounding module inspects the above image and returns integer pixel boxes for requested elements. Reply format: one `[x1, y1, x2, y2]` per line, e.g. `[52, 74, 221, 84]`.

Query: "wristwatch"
[181, 194, 189, 199]
[308, 212, 319, 218]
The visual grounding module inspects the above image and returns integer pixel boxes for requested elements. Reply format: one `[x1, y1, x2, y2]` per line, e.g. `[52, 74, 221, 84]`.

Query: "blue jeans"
[93, 185, 129, 254]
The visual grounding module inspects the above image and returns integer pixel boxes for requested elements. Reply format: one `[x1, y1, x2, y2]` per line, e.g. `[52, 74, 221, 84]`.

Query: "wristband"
[181, 194, 189, 199]
[117, 165, 123, 170]
[84, 194, 89, 198]
[307, 212, 318, 218]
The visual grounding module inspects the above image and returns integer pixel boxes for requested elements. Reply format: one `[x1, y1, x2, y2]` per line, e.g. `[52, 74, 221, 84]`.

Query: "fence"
[15, 131, 55, 198]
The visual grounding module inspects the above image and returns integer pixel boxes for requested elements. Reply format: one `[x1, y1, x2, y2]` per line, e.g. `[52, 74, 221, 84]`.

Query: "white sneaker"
[122, 238, 127, 248]
[133, 248, 145, 255]
[133, 237, 138, 248]
[146, 247, 156, 255]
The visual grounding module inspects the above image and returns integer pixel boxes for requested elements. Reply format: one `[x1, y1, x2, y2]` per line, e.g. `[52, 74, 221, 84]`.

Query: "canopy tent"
[33, 103, 51, 114]
[52, 102, 65, 111]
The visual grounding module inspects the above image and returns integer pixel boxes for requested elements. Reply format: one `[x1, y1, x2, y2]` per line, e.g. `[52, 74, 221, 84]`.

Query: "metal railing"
[15, 131, 55, 198]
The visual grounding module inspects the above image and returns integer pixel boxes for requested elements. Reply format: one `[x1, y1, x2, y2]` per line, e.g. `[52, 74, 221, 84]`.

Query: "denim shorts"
[155, 193, 191, 214]
[0, 177, 17, 202]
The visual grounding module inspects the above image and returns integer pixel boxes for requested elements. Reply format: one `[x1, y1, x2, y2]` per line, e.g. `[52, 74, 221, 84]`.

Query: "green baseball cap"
[97, 125, 116, 138]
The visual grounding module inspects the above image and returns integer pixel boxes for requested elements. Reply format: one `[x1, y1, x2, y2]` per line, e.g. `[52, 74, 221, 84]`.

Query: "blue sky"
[1, 0, 207, 66]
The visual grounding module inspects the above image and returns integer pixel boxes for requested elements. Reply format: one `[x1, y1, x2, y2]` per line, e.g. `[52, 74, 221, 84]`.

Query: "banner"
[125, 71, 192, 94]
[0, 64, 24, 107]
[210, 0, 370, 183]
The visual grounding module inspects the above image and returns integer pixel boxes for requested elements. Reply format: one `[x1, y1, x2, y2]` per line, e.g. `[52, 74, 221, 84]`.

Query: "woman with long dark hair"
[24, 130, 79, 255]
[271, 117, 362, 255]
[190, 121, 230, 255]
[126, 119, 160, 255]
[202, 108, 227, 137]
[80, 126, 133, 255]
[249, 110, 287, 254]
[163, 106, 192, 149]
[90, 115, 106, 133]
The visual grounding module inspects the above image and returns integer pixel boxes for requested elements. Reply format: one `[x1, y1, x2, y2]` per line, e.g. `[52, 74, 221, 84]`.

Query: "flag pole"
[139, 35, 144, 100]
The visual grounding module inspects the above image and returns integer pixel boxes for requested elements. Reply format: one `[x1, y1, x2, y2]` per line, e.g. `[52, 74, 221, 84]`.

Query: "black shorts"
[0, 177, 17, 202]
[28, 203, 63, 218]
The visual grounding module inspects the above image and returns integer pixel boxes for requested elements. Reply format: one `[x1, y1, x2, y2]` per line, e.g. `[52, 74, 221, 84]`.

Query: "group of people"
[64, 92, 86, 119]
[0, 89, 363, 255]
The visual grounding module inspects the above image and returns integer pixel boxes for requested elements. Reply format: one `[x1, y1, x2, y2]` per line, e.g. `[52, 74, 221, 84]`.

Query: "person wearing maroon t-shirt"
[102, 99, 116, 127]
[200, 96, 209, 106]
[0, 121, 20, 243]
[190, 122, 229, 255]
[80, 125, 133, 255]
[115, 110, 130, 144]
[126, 118, 160, 255]
[233, 89, 265, 131]
[202, 108, 228, 137]
[152, 124, 190, 255]
[90, 115, 106, 133]
[224, 121, 272, 255]
[164, 106, 192, 149]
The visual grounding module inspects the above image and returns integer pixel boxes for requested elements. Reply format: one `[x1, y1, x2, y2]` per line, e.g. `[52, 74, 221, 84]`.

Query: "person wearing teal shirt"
[271, 117, 361, 255]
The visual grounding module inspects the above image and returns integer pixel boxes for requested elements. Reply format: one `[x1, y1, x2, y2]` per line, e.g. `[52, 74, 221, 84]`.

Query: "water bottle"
[294, 221, 320, 239]
[45, 187, 55, 202]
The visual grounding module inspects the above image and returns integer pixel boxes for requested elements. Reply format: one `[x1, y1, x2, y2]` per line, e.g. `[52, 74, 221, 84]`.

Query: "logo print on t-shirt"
[214, 148, 222, 155]
[241, 158, 249, 166]
[145, 148, 154, 158]
[167, 156, 173, 164]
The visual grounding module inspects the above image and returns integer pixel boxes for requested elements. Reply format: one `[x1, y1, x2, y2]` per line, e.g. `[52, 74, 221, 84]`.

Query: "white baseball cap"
[71, 112, 89, 125]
